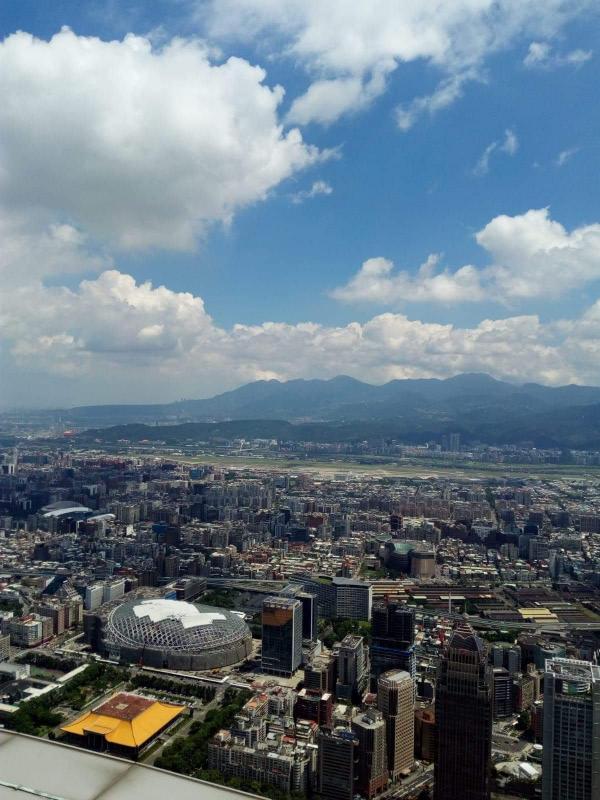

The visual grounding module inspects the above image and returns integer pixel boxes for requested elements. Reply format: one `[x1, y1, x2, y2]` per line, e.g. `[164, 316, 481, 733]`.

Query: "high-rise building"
[297, 592, 318, 640]
[449, 432, 461, 452]
[377, 669, 414, 780]
[84, 584, 104, 611]
[370, 602, 415, 687]
[0, 634, 10, 661]
[294, 688, 333, 728]
[492, 667, 513, 719]
[434, 624, 493, 800]
[490, 643, 521, 676]
[261, 596, 302, 677]
[415, 705, 436, 763]
[317, 728, 359, 800]
[299, 576, 372, 620]
[336, 634, 368, 702]
[352, 708, 388, 798]
[304, 653, 336, 693]
[542, 658, 600, 800]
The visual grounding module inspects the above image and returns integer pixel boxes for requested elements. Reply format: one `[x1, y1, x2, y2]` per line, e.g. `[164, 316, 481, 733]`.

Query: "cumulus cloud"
[472, 129, 519, 176]
[524, 40, 593, 68]
[0, 27, 324, 252]
[0, 210, 115, 290]
[205, 0, 591, 126]
[290, 180, 333, 204]
[331, 255, 485, 305]
[1, 268, 599, 403]
[478, 208, 600, 299]
[3, 270, 212, 361]
[332, 209, 600, 305]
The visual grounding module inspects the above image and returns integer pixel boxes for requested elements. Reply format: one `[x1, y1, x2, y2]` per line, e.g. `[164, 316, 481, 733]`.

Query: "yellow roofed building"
[61, 692, 186, 759]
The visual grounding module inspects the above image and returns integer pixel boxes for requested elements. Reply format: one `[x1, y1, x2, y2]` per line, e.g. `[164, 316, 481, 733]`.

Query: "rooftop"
[61, 692, 185, 749]
[0, 730, 262, 800]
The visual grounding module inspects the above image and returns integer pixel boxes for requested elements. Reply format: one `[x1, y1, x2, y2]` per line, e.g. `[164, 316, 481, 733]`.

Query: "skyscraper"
[297, 591, 318, 640]
[261, 596, 302, 677]
[377, 669, 414, 780]
[542, 657, 600, 800]
[370, 601, 416, 687]
[492, 667, 513, 719]
[281, 585, 318, 640]
[317, 728, 359, 800]
[336, 633, 369, 702]
[434, 624, 493, 800]
[352, 708, 388, 798]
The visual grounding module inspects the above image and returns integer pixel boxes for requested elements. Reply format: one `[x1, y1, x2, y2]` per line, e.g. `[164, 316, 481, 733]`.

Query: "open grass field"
[128, 449, 600, 480]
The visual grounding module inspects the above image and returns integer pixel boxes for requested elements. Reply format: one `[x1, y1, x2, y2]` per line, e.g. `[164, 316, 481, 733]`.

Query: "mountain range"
[52, 373, 600, 449]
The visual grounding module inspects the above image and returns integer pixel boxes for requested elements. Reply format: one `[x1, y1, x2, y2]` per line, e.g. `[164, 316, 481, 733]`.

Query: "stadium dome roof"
[106, 598, 250, 654]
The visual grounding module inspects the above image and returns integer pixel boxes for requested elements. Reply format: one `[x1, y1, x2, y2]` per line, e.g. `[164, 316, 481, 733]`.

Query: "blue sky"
[1, 1, 599, 406]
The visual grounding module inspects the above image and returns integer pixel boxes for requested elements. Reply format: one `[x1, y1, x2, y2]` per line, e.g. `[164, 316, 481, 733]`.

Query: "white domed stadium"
[102, 597, 252, 670]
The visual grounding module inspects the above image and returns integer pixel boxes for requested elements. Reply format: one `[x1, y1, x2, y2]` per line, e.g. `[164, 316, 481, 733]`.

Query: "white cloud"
[0, 27, 324, 252]
[291, 180, 333, 204]
[473, 129, 518, 175]
[500, 129, 519, 156]
[395, 72, 474, 132]
[205, 1, 592, 126]
[2, 268, 599, 404]
[0, 210, 112, 287]
[565, 48, 594, 65]
[332, 209, 600, 305]
[524, 40, 593, 68]
[286, 66, 389, 126]
[478, 208, 600, 299]
[331, 255, 485, 306]
[555, 147, 580, 166]
[473, 142, 499, 177]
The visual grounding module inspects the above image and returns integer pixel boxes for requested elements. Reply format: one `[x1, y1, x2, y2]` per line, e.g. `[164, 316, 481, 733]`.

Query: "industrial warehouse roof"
[61, 692, 185, 748]
[0, 731, 263, 800]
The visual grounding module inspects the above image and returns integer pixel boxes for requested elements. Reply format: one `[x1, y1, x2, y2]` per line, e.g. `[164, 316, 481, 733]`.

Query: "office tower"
[415, 706, 436, 762]
[301, 576, 372, 620]
[261, 596, 302, 677]
[294, 688, 333, 727]
[542, 658, 600, 800]
[490, 643, 521, 676]
[304, 653, 336, 692]
[434, 624, 493, 800]
[492, 668, 513, 719]
[0, 634, 10, 662]
[336, 634, 369, 702]
[370, 602, 415, 687]
[297, 592, 318, 640]
[281, 585, 318, 641]
[317, 728, 359, 800]
[377, 669, 414, 780]
[352, 708, 388, 798]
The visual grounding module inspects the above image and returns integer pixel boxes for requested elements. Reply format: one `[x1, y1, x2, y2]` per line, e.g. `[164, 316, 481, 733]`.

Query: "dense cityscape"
[0, 437, 599, 799]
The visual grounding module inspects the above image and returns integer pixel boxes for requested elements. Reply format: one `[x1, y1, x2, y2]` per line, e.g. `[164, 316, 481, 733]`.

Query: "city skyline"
[1, 1, 600, 407]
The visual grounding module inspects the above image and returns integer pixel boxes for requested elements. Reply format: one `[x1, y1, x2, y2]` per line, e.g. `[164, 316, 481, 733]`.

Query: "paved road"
[387, 765, 434, 799]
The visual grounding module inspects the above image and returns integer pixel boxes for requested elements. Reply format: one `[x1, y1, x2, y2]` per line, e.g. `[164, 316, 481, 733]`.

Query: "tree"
[517, 709, 531, 731]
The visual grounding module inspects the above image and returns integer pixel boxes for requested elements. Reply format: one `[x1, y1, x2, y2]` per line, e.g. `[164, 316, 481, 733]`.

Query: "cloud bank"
[2, 268, 600, 405]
